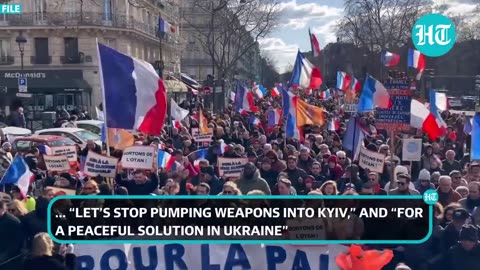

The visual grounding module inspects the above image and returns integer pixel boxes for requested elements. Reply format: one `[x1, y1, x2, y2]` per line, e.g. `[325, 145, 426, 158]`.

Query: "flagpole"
[168, 99, 172, 137]
[96, 39, 111, 157]
[350, 115, 356, 184]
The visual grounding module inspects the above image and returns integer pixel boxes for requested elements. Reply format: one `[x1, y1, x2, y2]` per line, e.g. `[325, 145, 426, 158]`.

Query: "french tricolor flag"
[336, 71, 352, 91]
[172, 120, 182, 129]
[235, 83, 258, 113]
[250, 116, 263, 128]
[218, 142, 228, 156]
[357, 75, 392, 112]
[381, 51, 400, 66]
[408, 49, 426, 80]
[328, 118, 340, 131]
[157, 150, 179, 171]
[271, 84, 281, 97]
[253, 84, 267, 99]
[268, 109, 282, 126]
[281, 87, 302, 140]
[410, 99, 442, 141]
[319, 90, 332, 100]
[0, 155, 34, 197]
[429, 90, 448, 134]
[290, 51, 322, 90]
[97, 43, 167, 135]
[38, 144, 52, 155]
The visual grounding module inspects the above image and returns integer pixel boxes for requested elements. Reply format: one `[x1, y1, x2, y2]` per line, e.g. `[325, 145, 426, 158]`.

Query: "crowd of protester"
[0, 86, 479, 270]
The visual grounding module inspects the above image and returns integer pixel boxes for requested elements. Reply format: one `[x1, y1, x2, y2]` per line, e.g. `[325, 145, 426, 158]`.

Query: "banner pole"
[96, 39, 111, 157]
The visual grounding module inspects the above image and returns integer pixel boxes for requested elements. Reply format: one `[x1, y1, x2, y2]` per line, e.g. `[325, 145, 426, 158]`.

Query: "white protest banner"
[343, 103, 358, 113]
[83, 152, 118, 178]
[402, 138, 422, 161]
[121, 146, 155, 170]
[43, 155, 70, 172]
[358, 146, 386, 173]
[45, 186, 76, 196]
[75, 244, 346, 270]
[218, 157, 248, 178]
[191, 127, 213, 142]
[51, 145, 78, 162]
[286, 218, 327, 240]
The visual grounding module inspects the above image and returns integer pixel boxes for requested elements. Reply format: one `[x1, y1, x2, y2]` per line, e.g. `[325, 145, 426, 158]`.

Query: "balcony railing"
[0, 55, 14, 65]
[0, 12, 165, 40]
[60, 55, 83, 64]
[31, 55, 52, 64]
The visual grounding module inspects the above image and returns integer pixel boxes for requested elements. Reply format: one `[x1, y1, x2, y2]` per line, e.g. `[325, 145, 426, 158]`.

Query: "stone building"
[0, 0, 183, 126]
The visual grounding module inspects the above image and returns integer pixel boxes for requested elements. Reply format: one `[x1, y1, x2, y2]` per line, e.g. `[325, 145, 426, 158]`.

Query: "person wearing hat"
[236, 162, 271, 195]
[0, 142, 13, 174]
[444, 208, 471, 250]
[414, 169, 436, 195]
[445, 224, 480, 269]
[200, 166, 222, 195]
[259, 157, 279, 191]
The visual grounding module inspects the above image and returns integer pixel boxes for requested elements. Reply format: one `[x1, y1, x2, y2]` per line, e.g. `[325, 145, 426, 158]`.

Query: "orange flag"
[336, 245, 393, 270]
[296, 98, 325, 126]
[107, 128, 134, 150]
[199, 110, 209, 134]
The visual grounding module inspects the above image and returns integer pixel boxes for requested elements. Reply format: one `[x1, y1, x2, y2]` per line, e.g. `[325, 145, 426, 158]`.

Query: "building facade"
[0, 0, 183, 126]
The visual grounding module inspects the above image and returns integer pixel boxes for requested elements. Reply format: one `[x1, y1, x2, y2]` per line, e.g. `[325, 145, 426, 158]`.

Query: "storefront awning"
[5, 78, 92, 93]
[164, 79, 188, 93]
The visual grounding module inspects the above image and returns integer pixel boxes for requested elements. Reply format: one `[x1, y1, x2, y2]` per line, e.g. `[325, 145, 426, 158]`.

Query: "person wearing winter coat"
[414, 169, 436, 195]
[444, 224, 480, 270]
[325, 155, 343, 181]
[236, 162, 271, 195]
[23, 233, 76, 270]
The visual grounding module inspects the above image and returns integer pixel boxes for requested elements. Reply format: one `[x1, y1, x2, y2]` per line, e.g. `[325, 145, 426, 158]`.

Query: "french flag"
[38, 144, 52, 155]
[158, 17, 175, 34]
[250, 116, 262, 128]
[357, 75, 392, 112]
[230, 91, 236, 102]
[350, 77, 361, 94]
[235, 83, 258, 113]
[429, 90, 448, 134]
[0, 155, 34, 197]
[336, 71, 352, 91]
[158, 150, 179, 171]
[290, 51, 322, 90]
[309, 30, 321, 57]
[97, 43, 167, 135]
[271, 84, 281, 97]
[188, 148, 208, 169]
[472, 115, 480, 160]
[268, 109, 282, 126]
[281, 87, 301, 140]
[172, 120, 182, 129]
[328, 118, 340, 131]
[410, 99, 442, 141]
[253, 84, 267, 99]
[381, 51, 400, 66]
[319, 90, 331, 100]
[408, 49, 426, 80]
[218, 141, 228, 156]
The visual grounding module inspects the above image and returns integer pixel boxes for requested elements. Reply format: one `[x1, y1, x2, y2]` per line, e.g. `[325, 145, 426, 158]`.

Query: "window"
[77, 124, 101, 135]
[103, 0, 112, 21]
[33, 0, 46, 21]
[0, 39, 9, 58]
[73, 130, 100, 141]
[64, 37, 79, 63]
[104, 38, 116, 49]
[34, 38, 49, 64]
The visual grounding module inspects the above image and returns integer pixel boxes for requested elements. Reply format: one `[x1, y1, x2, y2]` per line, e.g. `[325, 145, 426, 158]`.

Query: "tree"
[183, 0, 281, 80]
[336, 0, 430, 52]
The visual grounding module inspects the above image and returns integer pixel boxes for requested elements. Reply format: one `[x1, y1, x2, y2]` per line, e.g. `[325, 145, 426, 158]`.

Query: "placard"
[75, 244, 346, 270]
[402, 138, 422, 161]
[83, 152, 118, 178]
[43, 155, 70, 172]
[343, 103, 357, 113]
[358, 146, 386, 173]
[376, 88, 413, 131]
[120, 146, 155, 170]
[191, 127, 213, 142]
[51, 145, 78, 162]
[218, 157, 248, 178]
[286, 218, 327, 240]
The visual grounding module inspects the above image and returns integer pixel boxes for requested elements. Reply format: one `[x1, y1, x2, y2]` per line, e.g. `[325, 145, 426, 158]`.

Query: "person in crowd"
[325, 155, 343, 180]
[0, 142, 13, 173]
[443, 150, 463, 175]
[456, 186, 469, 198]
[61, 115, 78, 128]
[336, 151, 351, 170]
[200, 166, 222, 195]
[23, 233, 76, 270]
[265, 150, 286, 173]
[320, 180, 338, 195]
[297, 148, 314, 172]
[276, 178, 294, 195]
[195, 183, 210, 195]
[8, 199, 28, 219]
[414, 169, 436, 195]
[220, 181, 242, 195]
[444, 224, 480, 270]
[236, 162, 271, 195]
[437, 176, 463, 207]
[284, 155, 308, 192]
[0, 200, 24, 267]
[259, 157, 279, 191]
[450, 170, 468, 190]
[80, 180, 99, 195]
[421, 144, 436, 171]
[7, 106, 26, 128]
[458, 182, 480, 224]
[115, 168, 159, 195]
[389, 174, 420, 195]
[80, 140, 101, 157]
[366, 172, 387, 195]
[444, 208, 471, 250]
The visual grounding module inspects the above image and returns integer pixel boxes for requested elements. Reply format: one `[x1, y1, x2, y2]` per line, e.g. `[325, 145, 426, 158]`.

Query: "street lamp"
[16, 31, 27, 73]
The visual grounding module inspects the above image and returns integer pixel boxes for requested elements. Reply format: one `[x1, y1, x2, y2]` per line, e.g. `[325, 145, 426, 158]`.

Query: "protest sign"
[286, 218, 327, 240]
[343, 103, 357, 113]
[218, 157, 248, 178]
[83, 152, 118, 178]
[191, 127, 213, 142]
[51, 145, 78, 162]
[43, 155, 70, 172]
[75, 243, 346, 270]
[121, 146, 155, 170]
[376, 79, 413, 131]
[402, 138, 422, 161]
[45, 186, 76, 196]
[358, 146, 386, 173]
